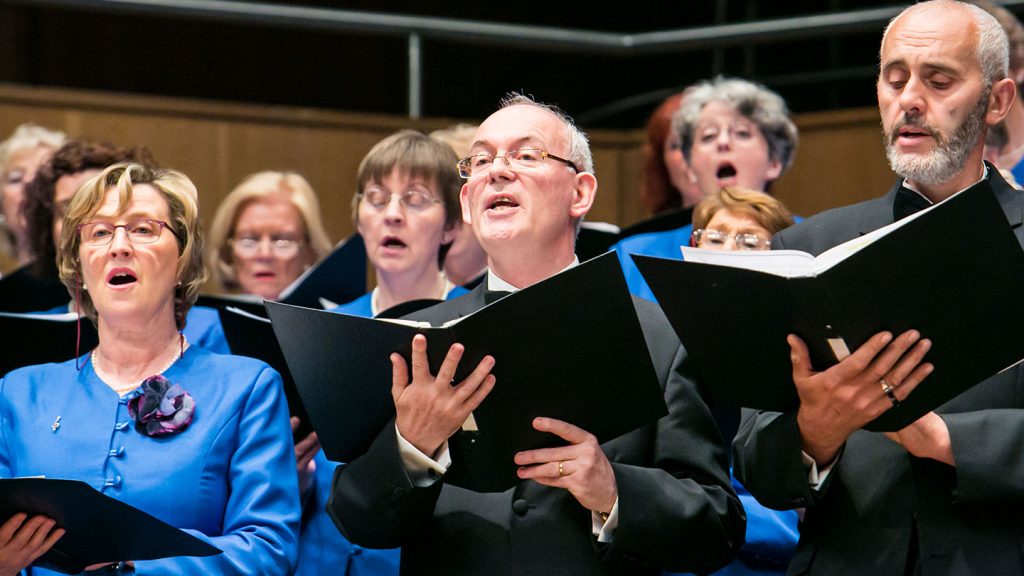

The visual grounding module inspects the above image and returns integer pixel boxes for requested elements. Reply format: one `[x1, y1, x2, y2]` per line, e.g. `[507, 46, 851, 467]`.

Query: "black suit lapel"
[459, 283, 489, 316]
[988, 161, 1024, 229]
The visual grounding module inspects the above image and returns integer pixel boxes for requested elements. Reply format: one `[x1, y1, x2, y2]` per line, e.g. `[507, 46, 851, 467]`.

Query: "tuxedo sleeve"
[944, 369, 1024, 503]
[327, 418, 443, 548]
[733, 409, 829, 511]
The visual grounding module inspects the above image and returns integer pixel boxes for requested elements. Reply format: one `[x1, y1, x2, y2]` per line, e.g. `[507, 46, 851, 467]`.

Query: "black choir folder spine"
[265, 252, 668, 492]
[0, 478, 220, 574]
[634, 179, 1024, 432]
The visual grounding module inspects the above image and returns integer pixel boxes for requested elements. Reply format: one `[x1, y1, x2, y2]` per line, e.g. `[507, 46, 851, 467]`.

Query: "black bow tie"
[484, 290, 511, 305]
[893, 186, 933, 221]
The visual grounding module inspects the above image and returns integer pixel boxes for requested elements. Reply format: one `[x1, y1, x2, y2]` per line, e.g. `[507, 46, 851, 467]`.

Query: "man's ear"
[987, 77, 1017, 125]
[570, 172, 597, 219]
[459, 183, 472, 226]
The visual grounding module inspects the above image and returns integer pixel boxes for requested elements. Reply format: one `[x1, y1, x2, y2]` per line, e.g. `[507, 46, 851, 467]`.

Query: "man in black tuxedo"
[328, 94, 744, 575]
[733, 2, 1024, 575]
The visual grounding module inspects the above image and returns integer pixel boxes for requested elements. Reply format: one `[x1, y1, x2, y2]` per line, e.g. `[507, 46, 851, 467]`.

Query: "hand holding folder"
[0, 513, 65, 575]
[267, 252, 669, 492]
[635, 179, 1024, 432]
[390, 333, 496, 458]
[0, 478, 220, 574]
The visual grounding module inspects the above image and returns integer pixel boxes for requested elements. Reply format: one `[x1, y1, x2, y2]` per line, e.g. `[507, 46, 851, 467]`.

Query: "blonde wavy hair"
[57, 162, 207, 329]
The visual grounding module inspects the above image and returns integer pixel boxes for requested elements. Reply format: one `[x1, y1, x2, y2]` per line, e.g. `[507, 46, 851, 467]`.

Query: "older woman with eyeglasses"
[294, 130, 466, 576]
[208, 171, 333, 301]
[0, 163, 300, 575]
[614, 77, 799, 302]
[691, 186, 794, 251]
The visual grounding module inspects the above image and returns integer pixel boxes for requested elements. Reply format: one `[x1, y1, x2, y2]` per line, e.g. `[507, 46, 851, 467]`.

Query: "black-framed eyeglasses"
[691, 228, 771, 251]
[77, 219, 181, 246]
[457, 148, 580, 179]
[358, 187, 443, 210]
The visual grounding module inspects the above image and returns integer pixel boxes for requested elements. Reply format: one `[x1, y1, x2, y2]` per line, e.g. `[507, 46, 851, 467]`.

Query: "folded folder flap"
[0, 478, 220, 574]
[636, 180, 1024, 432]
[268, 252, 668, 490]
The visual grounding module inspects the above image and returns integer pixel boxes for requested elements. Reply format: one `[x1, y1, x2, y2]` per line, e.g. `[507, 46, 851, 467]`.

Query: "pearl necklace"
[92, 335, 188, 396]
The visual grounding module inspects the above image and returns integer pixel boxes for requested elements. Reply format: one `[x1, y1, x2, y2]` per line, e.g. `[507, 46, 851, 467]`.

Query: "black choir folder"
[634, 179, 1024, 432]
[0, 478, 219, 574]
[216, 298, 447, 444]
[277, 233, 367, 309]
[0, 312, 98, 377]
[265, 252, 668, 491]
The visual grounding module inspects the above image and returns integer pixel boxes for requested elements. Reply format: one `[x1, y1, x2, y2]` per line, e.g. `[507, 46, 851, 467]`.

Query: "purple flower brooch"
[126, 375, 195, 437]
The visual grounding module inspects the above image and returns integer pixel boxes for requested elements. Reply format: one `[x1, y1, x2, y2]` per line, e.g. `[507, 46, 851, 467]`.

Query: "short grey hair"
[673, 77, 798, 172]
[882, 0, 1009, 87]
[499, 92, 594, 174]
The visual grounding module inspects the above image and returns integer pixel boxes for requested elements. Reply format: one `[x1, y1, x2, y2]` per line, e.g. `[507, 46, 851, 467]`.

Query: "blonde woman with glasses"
[208, 171, 332, 301]
[0, 163, 300, 575]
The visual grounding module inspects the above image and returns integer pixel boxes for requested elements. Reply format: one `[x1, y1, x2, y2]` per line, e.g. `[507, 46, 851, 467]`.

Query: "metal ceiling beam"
[10, 0, 1024, 55]
[5, 0, 1024, 117]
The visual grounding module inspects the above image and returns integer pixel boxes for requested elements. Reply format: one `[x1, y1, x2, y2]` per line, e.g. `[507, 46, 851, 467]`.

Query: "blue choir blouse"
[0, 347, 300, 575]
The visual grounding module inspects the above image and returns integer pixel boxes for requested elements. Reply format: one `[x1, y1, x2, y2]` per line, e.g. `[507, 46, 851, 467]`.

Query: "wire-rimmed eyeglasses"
[691, 228, 771, 251]
[357, 187, 443, 210]
[457, 148, 580, 179]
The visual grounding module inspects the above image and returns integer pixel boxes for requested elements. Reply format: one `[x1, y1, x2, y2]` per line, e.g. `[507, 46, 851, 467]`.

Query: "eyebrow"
[470, 136, 543, 153]
[696, 119, 755, 131]
[881, 58, 960, 78]
[88, 210, 163, 222]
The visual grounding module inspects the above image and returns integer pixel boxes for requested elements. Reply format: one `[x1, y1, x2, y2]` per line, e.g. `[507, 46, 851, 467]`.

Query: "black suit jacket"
[328, 282, 744, 576]
[734, 167, 1024, 576]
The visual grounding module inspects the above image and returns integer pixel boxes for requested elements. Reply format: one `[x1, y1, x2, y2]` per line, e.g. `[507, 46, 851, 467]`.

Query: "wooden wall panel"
[771, 107, 896, 219]
[0, 83, 898, 269]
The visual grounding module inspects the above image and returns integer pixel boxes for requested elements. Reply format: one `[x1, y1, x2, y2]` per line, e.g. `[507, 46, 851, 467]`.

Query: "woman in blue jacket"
[0, 162, 300, 575]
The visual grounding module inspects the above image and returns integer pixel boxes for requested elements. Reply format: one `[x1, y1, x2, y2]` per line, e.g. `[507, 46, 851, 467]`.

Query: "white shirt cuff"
[801, 450, 837, 490]
[396, 424, 451, 487]
[592, 497, 620, 543]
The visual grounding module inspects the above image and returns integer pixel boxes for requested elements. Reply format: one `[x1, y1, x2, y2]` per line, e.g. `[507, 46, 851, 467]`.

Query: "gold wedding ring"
[558, 461, 565, 477]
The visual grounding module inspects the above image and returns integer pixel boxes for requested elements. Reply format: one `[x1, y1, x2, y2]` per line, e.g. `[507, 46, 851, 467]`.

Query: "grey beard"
[885, 93, 988, 186]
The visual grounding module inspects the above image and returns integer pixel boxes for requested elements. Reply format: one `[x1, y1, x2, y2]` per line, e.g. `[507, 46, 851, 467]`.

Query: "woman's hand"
[291, 416, 320, 499]
[0, 513, 65, 576]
